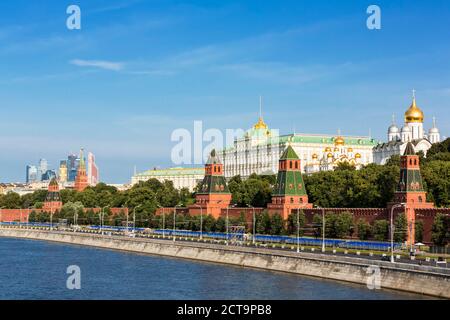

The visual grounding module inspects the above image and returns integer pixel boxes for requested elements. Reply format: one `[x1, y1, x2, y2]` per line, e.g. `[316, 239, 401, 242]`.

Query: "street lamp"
[173, 203, 183, 242]
[247, 204, 256, 245]
[73, 211, 78, 232]
[101, 206, 110, 235]
[296, 208, 301, 253]
[226, 204, 237, 246]
[50, 209, 53, 231]
[314, 205, 326, 253]
[192, 204, 203, 240]
[390, 203, 406, 263]
[133, 204, 143, 233]
[159, 206, 165, 238]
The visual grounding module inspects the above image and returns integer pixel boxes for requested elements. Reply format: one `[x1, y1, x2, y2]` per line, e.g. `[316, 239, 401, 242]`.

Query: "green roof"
[273, 170, 307, 196]
[136, 167, 204, 177]
[218, 133, 378, 152]
[397, 169, 425, 192]
[404, 142, 415, 155]
[280, 145, 299, 160]
[196, 175, 231, 195]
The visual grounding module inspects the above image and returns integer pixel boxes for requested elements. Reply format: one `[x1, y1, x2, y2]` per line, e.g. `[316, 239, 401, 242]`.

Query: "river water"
[0, 238, 429, 300]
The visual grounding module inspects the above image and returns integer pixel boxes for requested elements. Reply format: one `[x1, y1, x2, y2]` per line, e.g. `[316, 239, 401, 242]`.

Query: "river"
[0, 238, 430, 300]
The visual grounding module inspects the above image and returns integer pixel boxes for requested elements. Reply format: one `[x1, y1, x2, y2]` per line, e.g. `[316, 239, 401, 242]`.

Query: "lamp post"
[314, 205, 326, 253]
[409, 220, 414, 255]
[226, 204, 237, 246]
[296, 208, 300, 253]
[192, 204, 203, 240]
[173, 203, 183, 242]
[73, 211, 78, 233]
[390, 203, 406, 263]
[101, 206, 110, 236]
[133, 204, 143, 233]
[247, 204, 256, 245]
[161, 207, 166, 238]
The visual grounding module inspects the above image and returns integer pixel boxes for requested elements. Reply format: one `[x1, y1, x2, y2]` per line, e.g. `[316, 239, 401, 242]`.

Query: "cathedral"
[373, 92, 441, 164]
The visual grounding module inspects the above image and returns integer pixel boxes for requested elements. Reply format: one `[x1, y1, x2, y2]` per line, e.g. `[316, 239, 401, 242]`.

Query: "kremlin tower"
[190, 149, 231, 218]
[43, 178, 63, 213]
[390, 141, 434, 245]
[74, 148, 88, 192]
[268, 145, 312, 219]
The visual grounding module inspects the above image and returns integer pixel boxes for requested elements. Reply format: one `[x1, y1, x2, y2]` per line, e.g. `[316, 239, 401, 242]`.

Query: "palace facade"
[131, 167, 204, 191]
[217, 115, 376, 178]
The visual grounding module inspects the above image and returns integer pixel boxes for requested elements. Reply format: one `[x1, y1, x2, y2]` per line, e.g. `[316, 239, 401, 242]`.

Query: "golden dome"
[334, 136, 345, 146]
[253, 117, 268, 129]
[348, 147, 353, 152]
[334, 147, 339, 152]
[312, 153, 318, 159]
[355, 153, 361, 159]
[405, 97, 424, 123]
[325, 147, 332, 152]
[327, 153, 333, 158]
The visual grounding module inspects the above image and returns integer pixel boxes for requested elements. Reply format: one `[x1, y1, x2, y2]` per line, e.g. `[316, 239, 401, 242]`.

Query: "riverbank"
[1, 227, 449, 298]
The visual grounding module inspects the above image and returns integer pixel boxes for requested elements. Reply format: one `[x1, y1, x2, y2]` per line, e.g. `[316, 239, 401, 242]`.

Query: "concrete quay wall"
[1, 228, 448, 298]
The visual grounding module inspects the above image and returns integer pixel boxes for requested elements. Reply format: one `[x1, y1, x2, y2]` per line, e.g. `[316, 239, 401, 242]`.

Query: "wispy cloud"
[70, 59, 124, 71]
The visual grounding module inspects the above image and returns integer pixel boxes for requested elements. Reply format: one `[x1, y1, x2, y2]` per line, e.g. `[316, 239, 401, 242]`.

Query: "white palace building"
[132, 93, 443, 189]
[217, 115, 377, 178]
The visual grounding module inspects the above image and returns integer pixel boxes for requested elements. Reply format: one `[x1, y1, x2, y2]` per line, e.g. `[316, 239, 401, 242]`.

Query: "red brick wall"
[0, 207, 129, 222]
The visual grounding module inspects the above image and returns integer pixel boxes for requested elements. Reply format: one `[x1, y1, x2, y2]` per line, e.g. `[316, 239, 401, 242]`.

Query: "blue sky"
[0, 0, 449, 183]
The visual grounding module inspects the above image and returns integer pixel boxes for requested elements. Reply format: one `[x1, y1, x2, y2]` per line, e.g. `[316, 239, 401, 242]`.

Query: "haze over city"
[0, 0, 449, 183]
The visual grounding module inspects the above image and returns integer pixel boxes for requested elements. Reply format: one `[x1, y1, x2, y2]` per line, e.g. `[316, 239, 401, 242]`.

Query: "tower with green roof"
[389, 141, 434, 246]
[268, 145, 312, 219]
[190, 149, 231, 218]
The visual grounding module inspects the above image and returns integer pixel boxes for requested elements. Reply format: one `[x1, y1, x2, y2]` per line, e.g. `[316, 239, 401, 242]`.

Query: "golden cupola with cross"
[405, 94, 424, 123]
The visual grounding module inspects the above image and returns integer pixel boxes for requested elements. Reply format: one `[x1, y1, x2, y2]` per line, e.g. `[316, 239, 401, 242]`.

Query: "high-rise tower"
[59, 160, 67, 183]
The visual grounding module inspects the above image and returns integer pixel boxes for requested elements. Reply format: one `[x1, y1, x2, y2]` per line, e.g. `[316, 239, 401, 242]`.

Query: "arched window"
[289, 161, 293, 169]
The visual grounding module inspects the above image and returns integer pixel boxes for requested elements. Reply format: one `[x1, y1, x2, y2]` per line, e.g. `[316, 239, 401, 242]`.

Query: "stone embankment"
[1, 228, 449, 298]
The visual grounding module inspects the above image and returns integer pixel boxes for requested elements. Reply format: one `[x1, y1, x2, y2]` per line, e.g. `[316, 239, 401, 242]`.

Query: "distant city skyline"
[0, 0, 449, 183]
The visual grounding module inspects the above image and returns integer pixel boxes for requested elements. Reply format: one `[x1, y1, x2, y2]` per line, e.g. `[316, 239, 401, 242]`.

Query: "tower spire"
[432, 116, 437, 128]
[392, 113, 396, 125]
[259, 95, 263, 119]
[79, 148, 85, 169]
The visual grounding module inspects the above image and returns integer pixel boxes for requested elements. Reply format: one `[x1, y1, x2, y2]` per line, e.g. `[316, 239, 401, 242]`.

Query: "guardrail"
[1, 222, 402, 251]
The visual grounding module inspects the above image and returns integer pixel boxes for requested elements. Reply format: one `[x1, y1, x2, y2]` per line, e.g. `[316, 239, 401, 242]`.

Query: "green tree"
[0, 192, 21, 209]
[394, 213, 407, 242]
[356, 219, 371, 240]
[270, 213, 284, 235]
[373, 220, 389, 241]
[415, 220, 424, 243]
[287, 210, 306, 236]
[431, 213, 450, 246]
